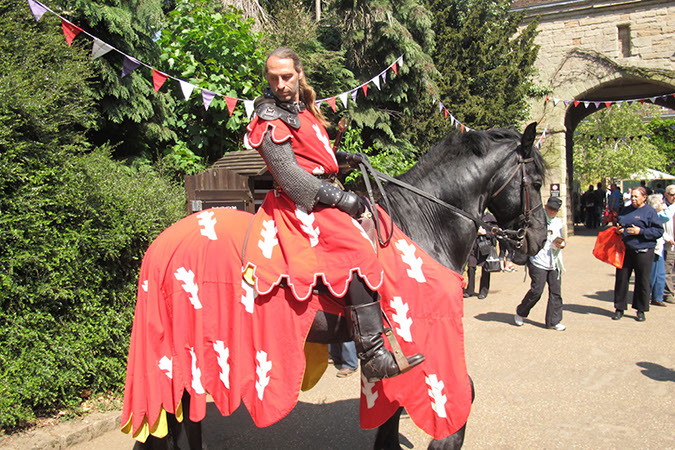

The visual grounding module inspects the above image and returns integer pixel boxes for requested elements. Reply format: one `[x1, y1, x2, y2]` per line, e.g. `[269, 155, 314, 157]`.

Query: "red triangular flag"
[461, 124, 465, 133]
[152, 70, 168, 93]
[639, 99, 646, 104]
[327, 97, 337, 112]
[392, 62, 398, 76]
[604, 102, 612, 108]
[225, 96, 238, 116]
[62, 19, 83, 46]
[362, 84, 368, 97]
[444, 108, 448, 119]
[574, 101, 580, 107]
[545, 96, 550, 103]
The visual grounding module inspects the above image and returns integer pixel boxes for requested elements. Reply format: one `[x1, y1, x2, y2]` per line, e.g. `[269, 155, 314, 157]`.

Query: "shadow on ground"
[636, 362, 675, 382]
[473, 312, 546, 328]
[564, 303, 614, 317]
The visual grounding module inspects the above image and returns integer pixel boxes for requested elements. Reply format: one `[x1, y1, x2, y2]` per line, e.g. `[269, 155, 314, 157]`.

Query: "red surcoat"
[244, 110, 384, 300]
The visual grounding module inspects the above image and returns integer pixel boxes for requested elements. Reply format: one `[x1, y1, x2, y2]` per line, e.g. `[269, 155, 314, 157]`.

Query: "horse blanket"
[121, 207, 471, 441]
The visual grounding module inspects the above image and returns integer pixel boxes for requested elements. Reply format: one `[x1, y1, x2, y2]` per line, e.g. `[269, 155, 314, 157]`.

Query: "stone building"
[511, 0, 675, 230]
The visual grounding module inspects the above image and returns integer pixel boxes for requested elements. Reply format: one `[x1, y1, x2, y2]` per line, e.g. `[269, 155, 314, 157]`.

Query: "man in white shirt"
[661, 184, 675, 303]
[514, 197, 567, 330]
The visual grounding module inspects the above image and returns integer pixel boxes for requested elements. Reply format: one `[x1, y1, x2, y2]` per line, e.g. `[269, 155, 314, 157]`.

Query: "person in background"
[648, 194, 668, 307]
[514, 197, 566, 331]
[612, 187, 663, 322]
[329, 342, 358, 378]
[464, 212, 498, 299]
[623, 188, 632, 208]
[661, 184, 675, 304]
[581, 184, 597, 228]
[640, 180, 653, 196]
[594, 182, 606, 226]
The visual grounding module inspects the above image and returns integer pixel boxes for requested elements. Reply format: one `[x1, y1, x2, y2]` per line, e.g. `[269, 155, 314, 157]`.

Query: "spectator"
[514, 197, 566, 331]
[329, 342, 358, 378]
[612, 187, 664, 322]
[464, 213, 498, 299]
[623, 188, 632, 208]
[594, 182, 606, 225]
[648, 194, 668, 307]
[640, 180, 653, 196]
[581, 185, 597, 228]
[660, 184, 675, 304]
[608, 183, 623, 213]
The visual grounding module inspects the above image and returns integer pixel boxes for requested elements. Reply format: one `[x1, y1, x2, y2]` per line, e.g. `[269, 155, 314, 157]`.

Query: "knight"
[243, 47, 424, 382]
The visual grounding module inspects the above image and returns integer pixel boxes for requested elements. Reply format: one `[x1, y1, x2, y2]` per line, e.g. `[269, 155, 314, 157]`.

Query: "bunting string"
[26, 0, 404, 119]
[574, 125, 675, 143]
[544, 93, 675, 109]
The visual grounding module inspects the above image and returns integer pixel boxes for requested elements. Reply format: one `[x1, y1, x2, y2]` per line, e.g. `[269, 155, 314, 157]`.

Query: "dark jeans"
[614, 247, 654, 312]
[465, 265, 490, 296]
[516, 261, 563, 327]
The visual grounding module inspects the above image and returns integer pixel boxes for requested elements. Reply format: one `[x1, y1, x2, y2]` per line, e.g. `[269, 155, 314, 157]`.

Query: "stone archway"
[513, 1, 675, 232]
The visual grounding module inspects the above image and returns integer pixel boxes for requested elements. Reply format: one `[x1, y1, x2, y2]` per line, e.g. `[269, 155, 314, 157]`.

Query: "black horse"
[133, 123, 547, 449]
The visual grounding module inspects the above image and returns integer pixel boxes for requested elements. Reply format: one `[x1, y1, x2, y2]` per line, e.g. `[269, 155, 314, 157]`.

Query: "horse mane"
[411, 127, 546, 178]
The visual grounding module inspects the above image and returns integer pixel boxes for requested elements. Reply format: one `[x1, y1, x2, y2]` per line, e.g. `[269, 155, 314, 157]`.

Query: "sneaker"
[336, 367, 357, 378]
[548, 323, 566, 331]
[514, 313, 524, 326]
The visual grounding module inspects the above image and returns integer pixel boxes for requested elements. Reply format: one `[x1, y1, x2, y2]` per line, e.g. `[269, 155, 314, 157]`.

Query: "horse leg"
[374, 407, 403, 450]
[426, 376, 476, 450]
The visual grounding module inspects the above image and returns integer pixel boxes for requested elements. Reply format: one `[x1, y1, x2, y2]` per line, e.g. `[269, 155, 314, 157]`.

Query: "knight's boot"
[346, 302, 425, 382]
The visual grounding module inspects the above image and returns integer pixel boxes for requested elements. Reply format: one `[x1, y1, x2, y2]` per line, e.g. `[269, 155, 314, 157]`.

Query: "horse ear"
[521, 122, 537, 156]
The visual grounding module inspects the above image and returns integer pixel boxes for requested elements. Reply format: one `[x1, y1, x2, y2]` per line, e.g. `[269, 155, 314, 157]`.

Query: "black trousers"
[465, 265, 490, 296]
[516, 261, 563, 327]
[614, 247, 654, 312]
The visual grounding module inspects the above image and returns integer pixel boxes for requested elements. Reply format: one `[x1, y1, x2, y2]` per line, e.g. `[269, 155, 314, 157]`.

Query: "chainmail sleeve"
[259, 131, 322, 211]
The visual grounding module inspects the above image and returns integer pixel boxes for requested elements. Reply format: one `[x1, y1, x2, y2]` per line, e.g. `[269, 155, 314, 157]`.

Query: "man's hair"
[666, 184, 675, 194]
[265, 48, 329, 128]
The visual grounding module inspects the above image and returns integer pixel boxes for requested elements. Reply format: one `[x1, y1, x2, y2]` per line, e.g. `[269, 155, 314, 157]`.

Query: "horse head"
[484, 122, 547, 257]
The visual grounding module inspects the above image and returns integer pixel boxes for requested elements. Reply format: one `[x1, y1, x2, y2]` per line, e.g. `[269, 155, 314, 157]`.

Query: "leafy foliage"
[158, 0, 266, 164]
[0, 0, 184, 429]
[573, 104, 667, 186]
[646, 117, 675, 173]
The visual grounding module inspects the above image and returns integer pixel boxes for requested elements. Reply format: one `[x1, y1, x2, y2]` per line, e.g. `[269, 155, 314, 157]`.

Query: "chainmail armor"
[259, 131, 321, 211]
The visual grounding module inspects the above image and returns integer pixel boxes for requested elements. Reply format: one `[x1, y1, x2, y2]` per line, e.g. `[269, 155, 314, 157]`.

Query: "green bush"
[0, 149, 184, 429]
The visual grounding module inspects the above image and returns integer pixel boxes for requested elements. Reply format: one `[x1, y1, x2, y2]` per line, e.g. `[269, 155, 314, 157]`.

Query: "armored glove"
[316, 182, 366, 218]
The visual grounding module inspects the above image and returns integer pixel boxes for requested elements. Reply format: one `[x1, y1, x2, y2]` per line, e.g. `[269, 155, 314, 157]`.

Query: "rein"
[358, 152, 539, 249]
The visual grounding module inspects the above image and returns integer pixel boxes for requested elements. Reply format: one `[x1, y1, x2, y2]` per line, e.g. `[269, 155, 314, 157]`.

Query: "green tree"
[158, 0, 266, 164]
[573, 103, 667, 186]
[647, 116, 675, 172]
[425, 0, 540, 130]
[53, 0, 177, 159]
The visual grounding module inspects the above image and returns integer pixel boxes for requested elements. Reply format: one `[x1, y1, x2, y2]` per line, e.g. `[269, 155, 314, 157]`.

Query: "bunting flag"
[91, 38, 113, 60]
[546, 93, 675, 108]
[202, 89, 216, 110]
[121, 56, 141, 78]
[152, 69, 168, 93]
[338, 92, 349, 109]
[179, 80, 195, 100]
[24, 1, 405, 121]
[28, 0, 47, 21]
[326, 96, 337, 112]
[244, 100, 255, 119]
[225, 96, 238, 116]
[61, 19, 82, 46]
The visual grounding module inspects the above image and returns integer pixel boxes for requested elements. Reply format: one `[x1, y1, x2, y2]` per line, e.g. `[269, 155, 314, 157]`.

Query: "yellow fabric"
[121, 403, 181, 442]
[243, 265, 255, 285]
[301, 342, 329, 391]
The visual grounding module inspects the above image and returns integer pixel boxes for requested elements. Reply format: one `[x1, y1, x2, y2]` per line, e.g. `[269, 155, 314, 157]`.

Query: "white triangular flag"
[338, 92, 349, 108]
[179, 80, 195, 100]
[91, 39, 113, 60]
[244, 100, 255, 119]
[399, 55, 404, 66]
[553, 98, 560, 106]
[371, 76, 381, 90]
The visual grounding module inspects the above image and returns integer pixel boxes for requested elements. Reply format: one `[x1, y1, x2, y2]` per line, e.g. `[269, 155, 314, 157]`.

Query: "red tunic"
[244, 110, 384, 300]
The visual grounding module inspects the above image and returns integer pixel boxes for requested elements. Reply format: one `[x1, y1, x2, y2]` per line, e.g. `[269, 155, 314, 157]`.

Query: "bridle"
[358, 146, 541, 250]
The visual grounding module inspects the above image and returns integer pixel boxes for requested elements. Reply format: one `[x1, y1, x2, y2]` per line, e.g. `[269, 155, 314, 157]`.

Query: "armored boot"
[346, 302, 425, 383]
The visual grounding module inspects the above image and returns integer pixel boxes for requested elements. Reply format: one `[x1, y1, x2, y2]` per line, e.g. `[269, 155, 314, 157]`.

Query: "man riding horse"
[244, 47, 423, 382]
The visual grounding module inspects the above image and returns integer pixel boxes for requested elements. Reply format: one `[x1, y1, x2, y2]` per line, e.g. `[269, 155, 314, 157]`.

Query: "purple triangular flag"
[439, 102, 444, 113]
[381, 70, 387, 84]
[121, 56, 141, 78]
[350, 90, 358, 102]
[179, 80, 195, 100]
[202, 90, 216, 110]
[593, 102, 601, 108]
[28, 0, 48, 21]
[563, 100, 571, 107]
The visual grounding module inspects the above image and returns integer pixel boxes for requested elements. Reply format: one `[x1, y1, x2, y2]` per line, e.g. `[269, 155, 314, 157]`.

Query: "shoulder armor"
[254, 100, 301, 130]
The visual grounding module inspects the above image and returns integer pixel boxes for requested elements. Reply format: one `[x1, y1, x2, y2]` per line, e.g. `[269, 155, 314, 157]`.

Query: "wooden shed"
[184, 149, 272, 214]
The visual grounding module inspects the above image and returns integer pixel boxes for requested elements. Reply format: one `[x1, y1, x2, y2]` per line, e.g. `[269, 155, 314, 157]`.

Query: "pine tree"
[425, 0, 540, 129]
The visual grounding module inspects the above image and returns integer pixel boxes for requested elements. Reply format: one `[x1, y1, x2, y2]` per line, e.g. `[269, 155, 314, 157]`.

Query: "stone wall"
[512, 0, 675, 232]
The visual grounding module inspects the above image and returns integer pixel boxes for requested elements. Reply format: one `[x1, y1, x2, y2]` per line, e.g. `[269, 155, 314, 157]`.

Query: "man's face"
[266, 56, 302, 103]
[545, 206, 558, 219]
[665, 190, 675, 204]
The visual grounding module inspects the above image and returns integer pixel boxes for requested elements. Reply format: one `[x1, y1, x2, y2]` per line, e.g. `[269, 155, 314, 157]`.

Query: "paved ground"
[2, 227, 674, 449]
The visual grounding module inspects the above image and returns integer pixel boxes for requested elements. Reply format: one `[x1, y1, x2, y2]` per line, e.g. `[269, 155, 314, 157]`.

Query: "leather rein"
[357, 152, 540, 250]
